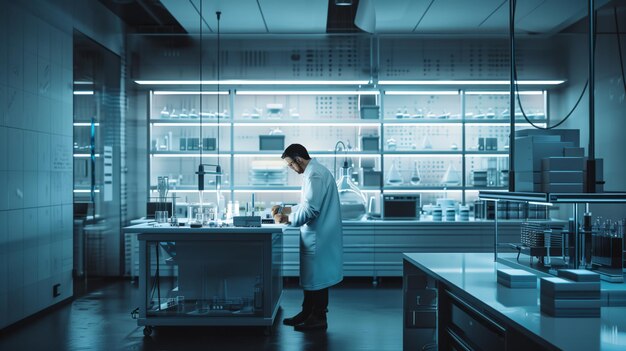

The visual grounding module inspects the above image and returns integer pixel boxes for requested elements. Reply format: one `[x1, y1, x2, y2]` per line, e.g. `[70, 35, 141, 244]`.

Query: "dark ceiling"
[99, 0, 364, 34]
[97, 0, 185, 33]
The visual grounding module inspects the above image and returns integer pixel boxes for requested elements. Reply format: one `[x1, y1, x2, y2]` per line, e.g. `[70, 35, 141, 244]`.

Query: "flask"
[386, 160, 403, 185]
[410, 161, 421, 185]
[336, 162, 367, 220]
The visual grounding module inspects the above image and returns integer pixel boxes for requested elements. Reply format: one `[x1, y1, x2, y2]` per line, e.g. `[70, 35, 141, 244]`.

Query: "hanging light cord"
[511, 0, 594, 130]
[216, 11, 221, 164]
[614, 6, 626, 94]
[199, 0, 203, 164]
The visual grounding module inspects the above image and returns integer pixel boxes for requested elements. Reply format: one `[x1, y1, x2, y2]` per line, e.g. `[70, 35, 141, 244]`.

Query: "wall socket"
[53, 284, 61, 298]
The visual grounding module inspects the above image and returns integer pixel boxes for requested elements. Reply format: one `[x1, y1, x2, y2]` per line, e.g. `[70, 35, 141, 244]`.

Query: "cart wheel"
[143, 326, 153, 336]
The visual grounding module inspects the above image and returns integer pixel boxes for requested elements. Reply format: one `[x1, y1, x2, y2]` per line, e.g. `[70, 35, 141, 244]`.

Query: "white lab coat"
[289, 158, 344, 290]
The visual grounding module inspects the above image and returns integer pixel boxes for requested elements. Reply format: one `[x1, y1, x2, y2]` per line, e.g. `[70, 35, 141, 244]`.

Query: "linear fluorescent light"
[384, 123, 462, 127]
[528, 201, 554, 207]
[384, 91, 459, 95]
[234, 189, 302, 193]
[465, 122, 547, 127]
[465, 91, 544, 95]
[152, 153, 230, 158]
[233, 122, 380, 127]
[74, 154, 100, 158]
[382, 189, 463, 194]
[232, 154, 280, 158]
[74, 91, 94, 95]
[236, 90, 379, 95]
[73, 123, 100, 127]
[136, 80, 370, 85]
[152, 122, 227, 127]
[150, 189, 220, 193]
[466, 154, 509, 158]
[379, 80, 565, 85]
[312, 153, 380, 158]
[74, 189, 100, 193]
[153, 91, 229, 95]
[385, 153, 461, 158]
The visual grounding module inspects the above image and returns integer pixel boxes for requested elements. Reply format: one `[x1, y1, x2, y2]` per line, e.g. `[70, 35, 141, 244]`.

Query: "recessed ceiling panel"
[414, 0, 506, 33]
[515, 0, 602, 34]
[258, 0, 328, 33]
[478, 0, 543, 33]
[373, 0, 433, 33]
[162, 0, 268, 33]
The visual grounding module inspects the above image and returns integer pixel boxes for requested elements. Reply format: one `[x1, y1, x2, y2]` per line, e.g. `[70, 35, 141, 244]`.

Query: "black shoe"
[294, 314, 327, 332]
[283, 310, 311, 326]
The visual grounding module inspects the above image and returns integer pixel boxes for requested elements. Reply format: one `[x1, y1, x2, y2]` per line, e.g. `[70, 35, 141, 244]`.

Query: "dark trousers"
[302, 288, 329, 315]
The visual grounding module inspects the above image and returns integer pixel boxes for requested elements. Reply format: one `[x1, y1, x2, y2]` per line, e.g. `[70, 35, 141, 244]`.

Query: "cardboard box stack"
[540, 269, 601, 317]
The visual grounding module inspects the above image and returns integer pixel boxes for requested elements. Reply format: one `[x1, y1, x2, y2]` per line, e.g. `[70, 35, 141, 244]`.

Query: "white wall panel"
[24, 54, 38, 95]
[0, 127, 6, 170]
[7, 129, 24, 171]
[23, 92, 38, 130]
[0, 171, 7, 211]
[7, 171, 24, 210]
[5, 89, 24, 129]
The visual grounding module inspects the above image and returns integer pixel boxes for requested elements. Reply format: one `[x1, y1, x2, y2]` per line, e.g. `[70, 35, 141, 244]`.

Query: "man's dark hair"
[282, 143, 311, 160]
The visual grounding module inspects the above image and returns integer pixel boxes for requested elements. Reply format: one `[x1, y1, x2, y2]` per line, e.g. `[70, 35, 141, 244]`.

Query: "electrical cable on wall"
[511, 0, 593, 130]
[614, 6, 626, 94]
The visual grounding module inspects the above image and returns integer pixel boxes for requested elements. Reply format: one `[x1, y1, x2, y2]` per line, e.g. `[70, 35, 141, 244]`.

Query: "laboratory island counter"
[124, 218, 563, 280]
[124, 223, 285, 336]
[403, 252, 626, 351]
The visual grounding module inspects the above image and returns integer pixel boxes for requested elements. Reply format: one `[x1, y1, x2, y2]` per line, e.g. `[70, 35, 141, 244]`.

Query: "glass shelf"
[145, 88, 552, 204]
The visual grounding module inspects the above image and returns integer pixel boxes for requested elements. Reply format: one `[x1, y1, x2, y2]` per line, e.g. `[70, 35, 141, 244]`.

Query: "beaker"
[155, 211, 169, 223]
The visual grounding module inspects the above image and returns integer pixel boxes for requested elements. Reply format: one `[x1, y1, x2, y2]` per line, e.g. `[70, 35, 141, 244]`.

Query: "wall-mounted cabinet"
[146, 86, 549, 214]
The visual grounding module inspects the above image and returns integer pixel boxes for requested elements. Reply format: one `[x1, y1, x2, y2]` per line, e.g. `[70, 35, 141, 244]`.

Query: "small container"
[445, 208, 456, 222]
[459, 205, 470, 221]
[432, 206, 442, 222]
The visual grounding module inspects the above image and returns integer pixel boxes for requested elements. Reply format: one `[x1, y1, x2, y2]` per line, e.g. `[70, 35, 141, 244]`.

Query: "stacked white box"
[540, 272, 600, 317]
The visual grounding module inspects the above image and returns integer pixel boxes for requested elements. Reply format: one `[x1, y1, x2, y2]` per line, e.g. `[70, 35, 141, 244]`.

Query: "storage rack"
[146, 84, 551, 210]
[479, 190, 626, 268]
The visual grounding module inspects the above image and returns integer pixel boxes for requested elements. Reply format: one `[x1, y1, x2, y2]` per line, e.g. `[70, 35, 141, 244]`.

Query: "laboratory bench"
[403, 252, 626, 350]
[124, 223, 284, 336]
[124, 219, 562, 280]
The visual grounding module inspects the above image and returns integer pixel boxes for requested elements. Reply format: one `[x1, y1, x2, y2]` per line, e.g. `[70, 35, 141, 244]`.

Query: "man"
[271, 144, 343, 332]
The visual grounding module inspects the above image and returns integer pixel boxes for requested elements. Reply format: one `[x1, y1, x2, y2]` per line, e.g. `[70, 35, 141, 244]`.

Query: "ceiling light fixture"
[335, 0, 353, 6]
[378, 80, 565, 85]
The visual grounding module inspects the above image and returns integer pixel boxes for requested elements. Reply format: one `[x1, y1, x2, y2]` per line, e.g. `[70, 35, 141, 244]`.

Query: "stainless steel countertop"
[403, 252, 626, 350]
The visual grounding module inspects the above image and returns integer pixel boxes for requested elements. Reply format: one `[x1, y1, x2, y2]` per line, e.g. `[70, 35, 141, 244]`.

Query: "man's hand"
[271, 205, 291, 216]
[273, 214, 290, 224]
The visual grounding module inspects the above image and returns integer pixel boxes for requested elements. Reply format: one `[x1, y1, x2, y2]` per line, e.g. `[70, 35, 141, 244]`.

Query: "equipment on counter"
[382, 194, 420, 220]
[233, 216, 262, 227]
[249, 160, 287, 185]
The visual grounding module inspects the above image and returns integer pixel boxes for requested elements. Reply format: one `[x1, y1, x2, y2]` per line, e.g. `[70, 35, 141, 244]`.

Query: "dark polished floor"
[0, 278, 402, 351]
